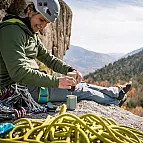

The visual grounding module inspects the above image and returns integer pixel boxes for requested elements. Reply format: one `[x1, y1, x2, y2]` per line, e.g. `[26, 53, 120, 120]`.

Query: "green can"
[67, 95, 77, 110]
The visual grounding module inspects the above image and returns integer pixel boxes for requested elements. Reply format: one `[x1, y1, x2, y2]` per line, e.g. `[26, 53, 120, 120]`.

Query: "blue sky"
[64, 0, 143, 53]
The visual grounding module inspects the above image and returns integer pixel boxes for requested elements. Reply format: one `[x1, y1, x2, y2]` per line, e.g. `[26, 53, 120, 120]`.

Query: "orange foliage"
[127, 88, 136, 97]
[114, 83, 121, 87]
[91, 81, 97, 85]
[121, 105, 126, 109]
[99, 81, 105, 87]
[83, 79, 89, 83]
[125, 106, 143, 116]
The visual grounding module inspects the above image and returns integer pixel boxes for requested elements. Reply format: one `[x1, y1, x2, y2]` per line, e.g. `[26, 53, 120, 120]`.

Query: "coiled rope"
[0, 104, 142, 143]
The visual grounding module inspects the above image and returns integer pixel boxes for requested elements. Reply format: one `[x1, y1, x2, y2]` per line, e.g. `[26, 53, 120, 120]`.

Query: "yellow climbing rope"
[0, 104, 143, 143]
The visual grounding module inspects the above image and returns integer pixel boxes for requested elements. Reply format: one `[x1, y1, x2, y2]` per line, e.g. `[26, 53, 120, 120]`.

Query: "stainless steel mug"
[66, 95, 77, 110]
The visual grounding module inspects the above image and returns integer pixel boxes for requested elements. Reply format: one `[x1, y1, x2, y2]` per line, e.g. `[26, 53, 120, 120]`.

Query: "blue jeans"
[48, 82, 119, 105]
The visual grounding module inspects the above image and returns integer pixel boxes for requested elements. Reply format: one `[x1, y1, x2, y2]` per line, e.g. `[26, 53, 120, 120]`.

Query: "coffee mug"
[67, 72, 77, 86]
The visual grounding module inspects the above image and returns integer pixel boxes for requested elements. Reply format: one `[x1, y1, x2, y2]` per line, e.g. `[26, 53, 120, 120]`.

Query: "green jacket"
[0, 18, 72, 88]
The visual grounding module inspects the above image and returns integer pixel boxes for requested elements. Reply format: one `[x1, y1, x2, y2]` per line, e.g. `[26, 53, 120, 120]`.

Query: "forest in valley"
[84, 50, 143, 117]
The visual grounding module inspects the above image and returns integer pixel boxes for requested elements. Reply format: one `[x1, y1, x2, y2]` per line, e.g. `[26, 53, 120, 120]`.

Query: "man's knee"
[28, 86, 39, 102]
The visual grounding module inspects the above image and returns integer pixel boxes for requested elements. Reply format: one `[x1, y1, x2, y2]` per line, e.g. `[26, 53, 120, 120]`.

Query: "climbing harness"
[0, 101, 15, 120]
[4, 84, 47, 113]
[0, 83, 48, 120]
[0, 104, 142, 143]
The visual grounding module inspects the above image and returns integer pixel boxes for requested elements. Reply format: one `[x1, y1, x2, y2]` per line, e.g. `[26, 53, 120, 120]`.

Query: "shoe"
[118, 94, 127, 107]
[118, 81, 132, 100]
[122, 81, 132, 93]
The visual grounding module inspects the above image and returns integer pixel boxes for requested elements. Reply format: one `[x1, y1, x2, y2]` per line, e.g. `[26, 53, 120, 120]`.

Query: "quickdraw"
[0, 101, 26, 121]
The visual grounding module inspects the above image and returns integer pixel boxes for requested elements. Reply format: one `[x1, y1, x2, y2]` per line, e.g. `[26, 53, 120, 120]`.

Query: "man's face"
[30, 13, 49, 33]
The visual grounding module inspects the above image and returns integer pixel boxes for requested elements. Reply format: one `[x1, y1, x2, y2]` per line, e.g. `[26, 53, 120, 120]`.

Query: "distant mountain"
[84, 49, 143, 83]
[107, 53, 124, 60]
[123, 47, 143, 58]
[63, 45, 116, 75]
[107, 47, 143, 60]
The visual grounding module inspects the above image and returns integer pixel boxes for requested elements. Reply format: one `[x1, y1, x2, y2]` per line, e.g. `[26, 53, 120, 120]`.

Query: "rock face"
[39, 0, 72, 59]
[0, 0, 72, 59]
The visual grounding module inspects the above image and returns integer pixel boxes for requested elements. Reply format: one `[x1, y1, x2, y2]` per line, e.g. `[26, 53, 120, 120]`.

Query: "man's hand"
[58, 76, 76, 89]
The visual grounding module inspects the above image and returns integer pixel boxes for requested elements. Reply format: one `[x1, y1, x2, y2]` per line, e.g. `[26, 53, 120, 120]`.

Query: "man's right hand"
[58, 76, 76, 89]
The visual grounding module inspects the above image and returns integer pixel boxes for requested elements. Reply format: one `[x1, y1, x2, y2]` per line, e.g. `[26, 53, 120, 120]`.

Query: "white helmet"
[33, 0, 60, 22]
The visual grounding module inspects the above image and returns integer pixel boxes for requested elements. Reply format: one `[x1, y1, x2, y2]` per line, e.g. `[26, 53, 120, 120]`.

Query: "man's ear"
[27, 7, 34, 17]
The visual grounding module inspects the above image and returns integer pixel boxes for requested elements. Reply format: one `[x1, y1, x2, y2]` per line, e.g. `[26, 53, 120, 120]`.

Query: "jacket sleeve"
[0, 25, 59, 87]
[37, 37, 72, 75]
